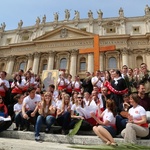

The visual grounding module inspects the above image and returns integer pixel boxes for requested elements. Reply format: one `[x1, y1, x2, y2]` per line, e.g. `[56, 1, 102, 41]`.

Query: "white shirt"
[72, 81, 82, 89]
[91, 76, 104, 88]
[23, 94, 41, 111]
[129, 105, 146, 121]
[0, 78, 10, 92]
[57, 77, 67, 86]
[102, 109, 116, 126]
[57, 103, 72, 112]
[14, 103, 22, 112]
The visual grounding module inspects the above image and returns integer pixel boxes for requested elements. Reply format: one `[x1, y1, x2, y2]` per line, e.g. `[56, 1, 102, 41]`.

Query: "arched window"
[108, 57, 117, 69]
[60, 58, 67, 69]
[80, 57, 86, 71]
[136, 56, 143, 68]
[19, 62, 26, 71]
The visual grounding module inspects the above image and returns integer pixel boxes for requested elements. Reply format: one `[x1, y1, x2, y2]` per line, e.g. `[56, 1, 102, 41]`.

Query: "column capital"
[120, 48, 129, 55]
[8, 55, 16, 61]
[47, 50, 55, 57]
[34, 52, 41, 58]
[70, 49, 78, 56]
[26, 53, 33, 59]
[146, 48, 150, 55]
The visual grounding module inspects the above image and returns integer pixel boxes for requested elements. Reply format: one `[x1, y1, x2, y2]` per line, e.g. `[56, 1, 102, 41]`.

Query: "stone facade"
[0, 6, 150, 78]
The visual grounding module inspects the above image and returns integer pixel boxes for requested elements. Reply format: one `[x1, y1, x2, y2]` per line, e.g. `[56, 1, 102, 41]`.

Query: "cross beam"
[79, 35, 116, 72]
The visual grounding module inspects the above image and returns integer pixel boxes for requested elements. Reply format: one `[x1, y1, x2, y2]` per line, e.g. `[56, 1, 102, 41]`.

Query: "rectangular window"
[80, 62, 86, 71]
[43, 64, 47, 71]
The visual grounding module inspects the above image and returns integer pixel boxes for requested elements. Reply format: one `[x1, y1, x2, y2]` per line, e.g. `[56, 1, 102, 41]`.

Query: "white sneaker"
[35, 136, 40, 141]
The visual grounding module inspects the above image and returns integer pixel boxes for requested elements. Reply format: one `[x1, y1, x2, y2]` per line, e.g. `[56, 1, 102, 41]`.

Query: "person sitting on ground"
[121, 93, 149, 144]
[56, 94, 72, 134]
[137, 83, 150, 123]
[0, 95, 12, 132]
[70, 93, 92, 131]
[21, 87, 41, 131]
[116, 93, 131, 135]
[93, 99, 117, 146]
[13, 94, 27, 131]
[35, 92, 56, 141]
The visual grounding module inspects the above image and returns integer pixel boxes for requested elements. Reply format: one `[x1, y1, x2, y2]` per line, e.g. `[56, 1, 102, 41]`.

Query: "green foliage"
[68, 119, 83, 136]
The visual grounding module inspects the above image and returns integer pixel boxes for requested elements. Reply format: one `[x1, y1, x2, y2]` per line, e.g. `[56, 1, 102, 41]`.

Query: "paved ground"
[0, 137, 82, 150]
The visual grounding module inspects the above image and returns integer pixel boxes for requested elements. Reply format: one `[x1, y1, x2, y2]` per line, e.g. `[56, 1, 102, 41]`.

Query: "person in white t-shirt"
[21, 87, 41, 131]
[121, 93, 149, 144]
[13, 94, 28, 131]
[93, 99, 117, 146]
[0, 71, 10, 105]
[91, 70, 105, 93]
[72, 75, 82, 93]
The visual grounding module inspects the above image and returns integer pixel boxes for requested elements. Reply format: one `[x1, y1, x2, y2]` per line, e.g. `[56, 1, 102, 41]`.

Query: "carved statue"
[145, 5, 150, 15]
[35, 17, 41, 26]
[18, 20, 23, 29]
[64, 9, 70, 21]
[97, 9, 103, 19]
[119, 7, 124, 17]
[88, 10, 93, 18]
[1, 22, 6, 31]
[54, 12, 59, 21]
[74, 10, 80, 20]
[42, 14, 46, 24]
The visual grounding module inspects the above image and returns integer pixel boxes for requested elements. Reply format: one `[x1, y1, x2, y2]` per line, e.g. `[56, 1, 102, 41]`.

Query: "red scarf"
[104, 81, 128, 95]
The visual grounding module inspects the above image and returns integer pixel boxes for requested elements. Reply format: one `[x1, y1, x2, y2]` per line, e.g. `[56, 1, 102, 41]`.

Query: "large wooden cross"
[79, 35, 116, 72]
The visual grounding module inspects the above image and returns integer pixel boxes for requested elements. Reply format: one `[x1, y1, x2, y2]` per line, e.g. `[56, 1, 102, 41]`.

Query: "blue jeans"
[116, 115, 128, 134]
[14, 112, 24, 128]
[35, 115, 56, 136]
[56, 112, 71, 130]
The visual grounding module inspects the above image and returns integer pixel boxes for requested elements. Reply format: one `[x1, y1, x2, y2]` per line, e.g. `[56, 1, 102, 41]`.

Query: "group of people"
[0, 63, 150, 145]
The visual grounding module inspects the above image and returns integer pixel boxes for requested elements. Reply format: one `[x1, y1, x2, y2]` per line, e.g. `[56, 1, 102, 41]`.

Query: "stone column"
[47, 51, 55, 70]
[6, 56, 15, 75]
[26, 54, 33, 71]
[32, 52, 40, 74]
[87, 53, 94, 74]
[121, 48, 129, 66]
[146, 48, 150, 70]
[70, 50, 78, 79]
[100, 52, 104, 71]
[128, 50, 133, 68]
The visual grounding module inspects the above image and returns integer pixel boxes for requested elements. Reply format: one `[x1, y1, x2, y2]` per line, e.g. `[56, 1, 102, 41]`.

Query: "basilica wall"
[0, 7, 150, 78]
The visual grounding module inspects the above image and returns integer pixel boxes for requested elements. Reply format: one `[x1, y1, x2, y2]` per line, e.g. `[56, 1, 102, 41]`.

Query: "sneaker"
[35, 136, 40, 141]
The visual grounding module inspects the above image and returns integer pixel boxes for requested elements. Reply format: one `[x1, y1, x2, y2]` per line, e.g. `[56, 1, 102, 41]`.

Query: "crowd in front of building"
[0, 62, 150, 145]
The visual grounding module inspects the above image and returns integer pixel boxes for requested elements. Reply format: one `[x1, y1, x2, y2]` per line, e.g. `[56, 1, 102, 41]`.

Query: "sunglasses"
[77, 97, 83, 99]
